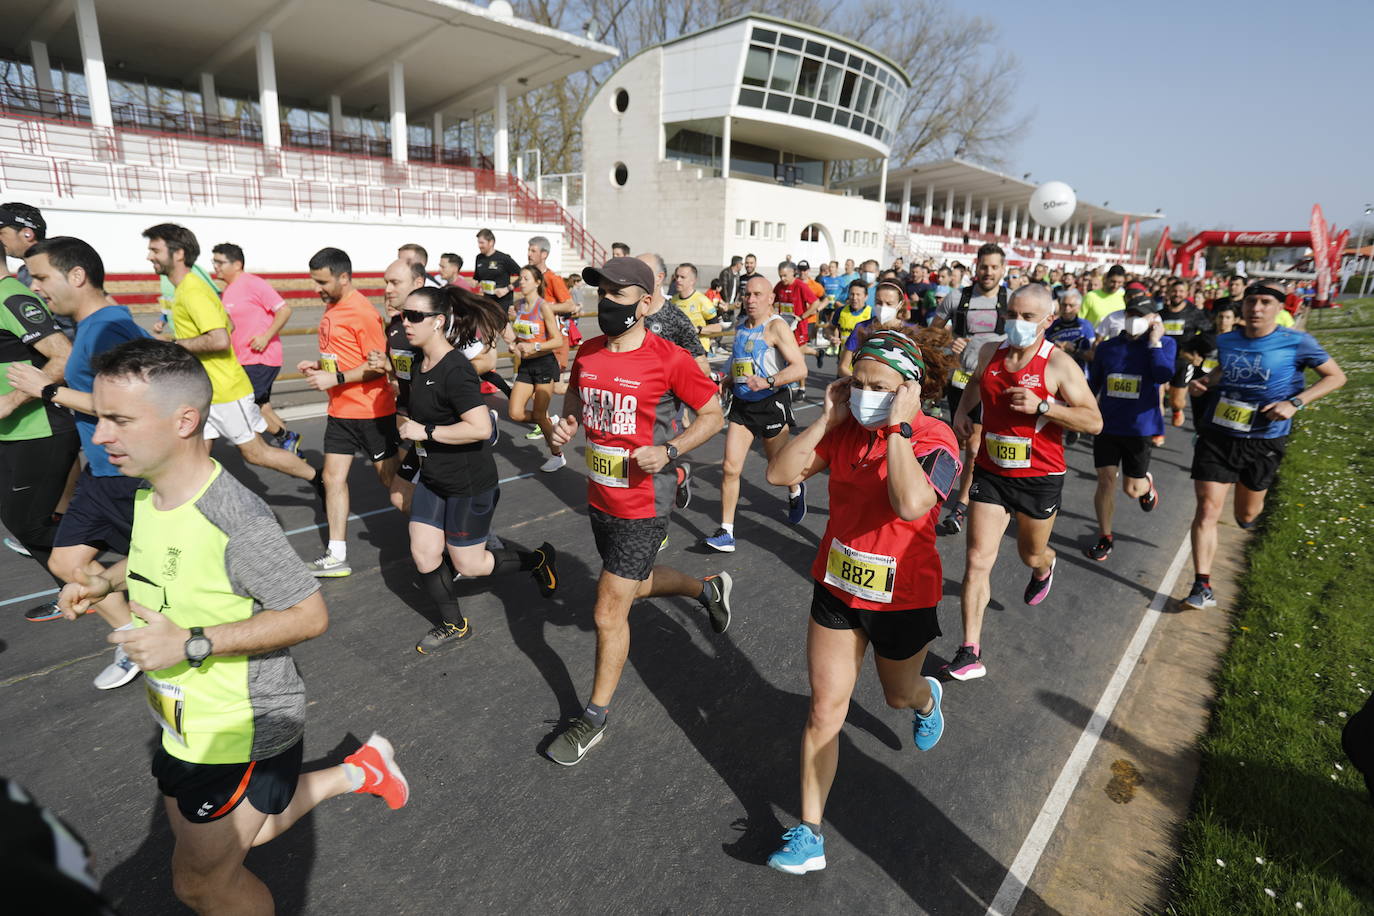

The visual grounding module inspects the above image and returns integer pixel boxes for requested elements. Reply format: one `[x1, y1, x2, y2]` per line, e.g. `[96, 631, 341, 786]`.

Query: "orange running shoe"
[1171, 409, 1185, 428]
[345, 734, 409, 809]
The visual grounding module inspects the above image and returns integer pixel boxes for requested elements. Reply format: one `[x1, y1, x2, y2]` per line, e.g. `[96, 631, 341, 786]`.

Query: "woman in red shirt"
[763, 326, 962, 875]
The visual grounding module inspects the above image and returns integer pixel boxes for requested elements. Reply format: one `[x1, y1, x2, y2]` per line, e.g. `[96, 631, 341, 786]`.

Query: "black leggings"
[0, 430, 79, 572]
[481, 371, 512, 397]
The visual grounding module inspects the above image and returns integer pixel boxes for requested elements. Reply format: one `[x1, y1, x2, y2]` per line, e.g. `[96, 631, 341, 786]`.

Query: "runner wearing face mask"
[1082, 295, 1176, 561]
[763, 327, 961, 874]
[837, 282, 912, 378]
[942, 284, 1102, 681]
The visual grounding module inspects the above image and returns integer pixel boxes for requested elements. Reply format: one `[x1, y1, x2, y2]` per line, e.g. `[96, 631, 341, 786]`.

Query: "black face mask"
[597, 297, 639, 337]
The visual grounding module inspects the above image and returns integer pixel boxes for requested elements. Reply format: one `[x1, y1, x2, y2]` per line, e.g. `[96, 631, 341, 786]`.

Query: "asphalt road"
[0, 360, 1202, 915]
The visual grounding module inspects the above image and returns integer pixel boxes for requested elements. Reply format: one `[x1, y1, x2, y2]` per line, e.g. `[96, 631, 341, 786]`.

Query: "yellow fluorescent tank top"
[127, 462, 320, 763]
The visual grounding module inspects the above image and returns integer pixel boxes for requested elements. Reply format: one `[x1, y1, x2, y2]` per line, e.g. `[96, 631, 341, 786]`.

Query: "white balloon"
[1029, 181, 1076, 229]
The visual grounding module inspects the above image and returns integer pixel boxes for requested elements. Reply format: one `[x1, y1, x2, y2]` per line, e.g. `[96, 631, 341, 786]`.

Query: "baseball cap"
[797, 260, 810, 271]
[582, 256, 655, 293]
[1124, 292, 1155, 315]
[0, 203, 45, 237]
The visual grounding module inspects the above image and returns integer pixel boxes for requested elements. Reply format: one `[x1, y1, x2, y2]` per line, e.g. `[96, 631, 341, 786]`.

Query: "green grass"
[1167, 299, 1374, 915]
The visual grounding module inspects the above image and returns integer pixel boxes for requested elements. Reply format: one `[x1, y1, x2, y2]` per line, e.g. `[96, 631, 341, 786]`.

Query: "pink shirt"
[222, 272, 286, 366]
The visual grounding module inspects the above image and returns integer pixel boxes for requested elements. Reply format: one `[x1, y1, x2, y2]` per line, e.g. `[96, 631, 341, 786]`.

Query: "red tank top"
[513, 299, 549, 343]
[975, 338, 1065, 477]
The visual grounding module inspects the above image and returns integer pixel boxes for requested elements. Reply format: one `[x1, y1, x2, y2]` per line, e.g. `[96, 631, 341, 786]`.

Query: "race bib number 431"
[1214, 396, 1257, 432]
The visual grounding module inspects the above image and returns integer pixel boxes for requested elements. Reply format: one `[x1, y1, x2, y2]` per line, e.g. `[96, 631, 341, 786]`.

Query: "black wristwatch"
[424, 423, 436, 441]
[1289, 396, 1304, 410]
[664, 443, 680, 461]
[766, 375, 777, 389]
[185, 626, 212, 668]
[891, 421, 913, 439]
[1035, 399, 1051, 416]
[335, 370, 346, 387]
[40, 383, 59, 404]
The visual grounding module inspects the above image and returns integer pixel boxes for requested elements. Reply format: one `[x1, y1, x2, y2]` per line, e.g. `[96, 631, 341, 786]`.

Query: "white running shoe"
[308, 553, 352, 577]
[540, 454, 566, 473]
[93, 646, 141, 690]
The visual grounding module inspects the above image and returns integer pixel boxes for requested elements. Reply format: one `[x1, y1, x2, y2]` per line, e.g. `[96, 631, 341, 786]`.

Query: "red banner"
[1174, 230, 1315, 278]
[1311, 205, 1331, 304]
[1330, 229, 1349, 297]
[1152, 226, 1172, 268]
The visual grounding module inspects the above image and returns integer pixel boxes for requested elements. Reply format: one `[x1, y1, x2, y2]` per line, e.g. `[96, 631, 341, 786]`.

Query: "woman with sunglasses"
[762, 326, 961, 875]
[507, 265, 567, 473]
[397, 286, 560, 654]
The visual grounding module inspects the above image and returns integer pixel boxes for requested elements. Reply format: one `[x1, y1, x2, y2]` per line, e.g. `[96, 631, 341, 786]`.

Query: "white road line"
[984, 532, 1192, 916]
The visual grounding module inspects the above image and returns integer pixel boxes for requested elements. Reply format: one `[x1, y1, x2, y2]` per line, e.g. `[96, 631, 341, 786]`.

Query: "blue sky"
[971, 0, 1369, 233]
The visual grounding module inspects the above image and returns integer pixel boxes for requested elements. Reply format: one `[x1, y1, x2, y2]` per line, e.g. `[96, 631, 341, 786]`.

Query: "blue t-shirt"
[1087, 335, 1176, 437]
[68, 305, 151, 476]
[1045, 317, 1095, 367]
[1203, 327, 1330, 440]
[821, 276, 845, 302]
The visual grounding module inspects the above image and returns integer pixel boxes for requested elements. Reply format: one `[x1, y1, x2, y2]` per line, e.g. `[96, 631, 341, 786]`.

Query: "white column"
[494, 83, 509, 175]
[979, 198, 988, 234]
[899, 176, 913, 228]
[1008, 205, 1018, 242]
[945, 189, 955, 228]
[74, 0, 113, 129]
[1034, 223, 1043, 243]
[720, 116, 731, 178]
[388, 61, 407, 164]
[199, 72, 218, 120]
[30, 42, 54, 95]
[963, 192, 973, 230]
[432, 112, 443, 156]
[255, 30, 281, 149]
[878, 158, 889, 216]
[328, 95, 344, 135]
[994, 201, 1004, 237]
[924, 185, 934, 226]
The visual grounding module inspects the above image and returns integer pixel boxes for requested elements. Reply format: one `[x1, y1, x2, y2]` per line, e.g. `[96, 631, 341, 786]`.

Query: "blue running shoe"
[767, 824, 826, 875]
[278, 430, 302, 456]
[786, 481, 807, 525]
[913, 676, 944, 751]
[1181, 580, 1216, 610]
[703, 528, 736, 553]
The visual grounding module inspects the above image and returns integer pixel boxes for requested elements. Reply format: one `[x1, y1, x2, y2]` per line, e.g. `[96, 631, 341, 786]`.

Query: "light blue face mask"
[1005, 318, 1042, 348]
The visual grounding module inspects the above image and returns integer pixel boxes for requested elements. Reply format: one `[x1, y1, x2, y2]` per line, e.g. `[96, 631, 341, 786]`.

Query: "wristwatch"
[424, 423, 436, 441]
[185, 626, 212, 668]
[534, 342, 542, 352]
[766, 375, 777, 389]
[40, 383, 59, 404]
[1035, 399, 1051, 416]
[882, 422, 913, 439]
[664, 443, 680, 461]
[335, 370, 346, 387]
[1289, 396, 1304, 410]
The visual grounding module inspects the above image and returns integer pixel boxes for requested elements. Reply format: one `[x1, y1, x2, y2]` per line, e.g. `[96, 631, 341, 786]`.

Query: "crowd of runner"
[0, 198, 1348, 909]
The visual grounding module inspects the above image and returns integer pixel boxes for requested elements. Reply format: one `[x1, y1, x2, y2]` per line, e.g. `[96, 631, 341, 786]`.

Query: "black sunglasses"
[401, 309, 438, 323]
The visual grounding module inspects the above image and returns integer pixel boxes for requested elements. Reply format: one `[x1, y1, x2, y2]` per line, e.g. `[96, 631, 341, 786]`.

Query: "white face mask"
[876, 305, 898, 323]
[849, 387, 895, 429]
[1005, 317, 1042, 348]
[1126, 316, 1150, 337]
[863, 271, 877, 283]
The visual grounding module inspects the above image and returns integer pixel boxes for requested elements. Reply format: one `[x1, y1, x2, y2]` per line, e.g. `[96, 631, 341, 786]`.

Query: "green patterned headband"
[855, 329, 925, 381]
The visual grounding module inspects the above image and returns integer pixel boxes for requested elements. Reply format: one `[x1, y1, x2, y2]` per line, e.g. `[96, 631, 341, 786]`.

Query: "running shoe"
[24, 600, 62, 622]
[1171, 409, 1185, 428]
[278, 430, 302, 456]
[1138, 472, 1158, 512]
[941, 644, 985, 681]
[308, 553, 351, 578]
[540, 453, 566, 473]
[1150, 434, 1166, 448]
[1024, 558, 1056, 606]
[345, 734, 409, 809]
[675, 462, 693, 509]
[416, 618, 472, 654]
[936, 502, 967, 536]
[546, 715, 607, 767]
[913, 676, 944, 751]
[524, 424, 543, 440]
[703, 528, 736, 552]
[488, 409, 501, 447]
[1084, 535, 1114, 562]
[658, 534, 668, 553]
[767, 825, 826, 875]
[699, 572, 733, 634]
[93, 646, 141, 690]
[532, 542, 558, 598]
[787, 481, 807, 525]
[1181, 581, 1216, 610]
[1064, 430, 1080, 447]
[816, 351, 825, 369]
[4, 537, 32, 557]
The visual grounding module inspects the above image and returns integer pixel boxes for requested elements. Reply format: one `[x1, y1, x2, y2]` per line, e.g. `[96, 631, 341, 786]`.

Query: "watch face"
[187, 637, 212, 659]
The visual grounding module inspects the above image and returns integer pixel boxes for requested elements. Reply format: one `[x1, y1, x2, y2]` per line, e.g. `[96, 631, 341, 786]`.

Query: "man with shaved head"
[942, 282, 1102, 681]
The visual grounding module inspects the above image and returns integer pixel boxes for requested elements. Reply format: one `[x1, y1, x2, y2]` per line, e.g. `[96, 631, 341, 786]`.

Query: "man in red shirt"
[546, 256, 730, 766]
[774, 261, 820, 394]
[296, 247, 398, 577]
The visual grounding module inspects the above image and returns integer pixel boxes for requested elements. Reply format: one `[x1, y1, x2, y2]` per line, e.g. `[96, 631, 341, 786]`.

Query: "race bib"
[145, 675, 188, 746]
[512, 319, 538, 339]
[480, 280, 496, 295]
[391, 351, 414, 380]
[319, 352, 339, 373]
[1161, 319, 1185, 336]
[985, 432, 1032, 469]
[1214, 396, 1257, 432]
[732, 358, 754, 380]
[951, 368, 972, 389]
[823, 538, 896, 604]
[1202, 357, 1219, 372]
[586, 443, 630, 488]
[1105, 373, 1142, 398]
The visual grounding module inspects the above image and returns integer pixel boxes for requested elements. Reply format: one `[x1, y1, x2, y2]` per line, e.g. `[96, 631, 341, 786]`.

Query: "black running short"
[153, 739, 303, 824]
[323, 415, 400, 461]
[515, 352, 560, 385]
[397, 446, 421, 483]
[411, 481, 499, 547]
[945, 384, 982, 427]
[243, 364, 280, 405]
[809, 581, 941, 661]
[1093, 434, 1152, 479]
[727, 389, 793, 440]
[1191, 431, 1288, 492]
[588, 506, 668, 581]
[968, 467, 1063, 520]
[53, 466, 142, 554]
[1170, 360, 1195, 390]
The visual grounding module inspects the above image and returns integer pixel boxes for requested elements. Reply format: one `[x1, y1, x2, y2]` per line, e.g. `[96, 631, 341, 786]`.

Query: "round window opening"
[612, 162, 628, 186]
[613, 89, 629, 113]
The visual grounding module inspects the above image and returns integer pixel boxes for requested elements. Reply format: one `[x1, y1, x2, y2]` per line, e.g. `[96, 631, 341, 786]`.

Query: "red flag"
[1330, 229, 1349, 296]
[1310, 205, 1330, 303]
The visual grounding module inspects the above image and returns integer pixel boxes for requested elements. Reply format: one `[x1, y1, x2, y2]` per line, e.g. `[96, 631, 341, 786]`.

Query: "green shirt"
[170, 273, 254, 404]
[0, 276, 74, 441]
[129, 463, 319, 763]
[1081, 288, 1126, 325]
